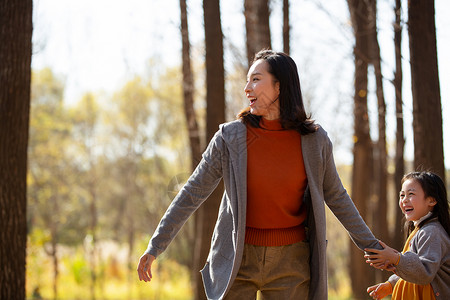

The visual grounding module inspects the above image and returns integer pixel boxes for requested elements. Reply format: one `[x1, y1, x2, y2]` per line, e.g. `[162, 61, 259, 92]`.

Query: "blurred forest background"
[1, 0, 449, 299]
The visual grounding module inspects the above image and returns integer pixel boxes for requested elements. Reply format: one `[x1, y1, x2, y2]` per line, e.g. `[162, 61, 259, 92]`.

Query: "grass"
[26, 240, 193, 300]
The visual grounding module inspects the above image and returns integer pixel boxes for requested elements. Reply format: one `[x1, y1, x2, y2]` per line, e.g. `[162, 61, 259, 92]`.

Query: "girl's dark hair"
[237, 49, 317, 135]
[402, 171, 450, 237]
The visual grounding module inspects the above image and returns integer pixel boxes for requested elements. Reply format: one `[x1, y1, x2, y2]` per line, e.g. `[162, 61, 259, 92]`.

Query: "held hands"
[364, 240, 400, 271]
[137, 253, 156, 282]
[367, 282, 393, 300]
[365, 241, 397, 299]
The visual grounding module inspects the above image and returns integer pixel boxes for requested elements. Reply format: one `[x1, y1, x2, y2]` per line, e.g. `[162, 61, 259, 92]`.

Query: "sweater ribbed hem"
[244, 224, 306, 246]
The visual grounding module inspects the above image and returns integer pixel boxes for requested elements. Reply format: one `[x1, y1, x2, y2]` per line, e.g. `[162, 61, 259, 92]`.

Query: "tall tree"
[109, 77, 154, 298]
[347, 0, 376, 298]
[180, 0, 203, 293]
[408, 0, 445, 180]
[367, 0, 389, 284]
[0, 0, 32, 298]
[393, 0, 405, 252]
[28, 69, 74, 300]
[180, 0, 202, 168]
[71, 94, 100, 300]
[368, 0, 388, 245]
[244, 0, 271, 66]
[283, 0, 290, 54]
[192, 0, 226, 299]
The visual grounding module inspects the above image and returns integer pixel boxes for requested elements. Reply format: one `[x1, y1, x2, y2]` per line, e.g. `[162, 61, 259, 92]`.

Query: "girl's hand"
[365, 240, 400, 270]
[367, 282, 393, 299]
[137, 253, 156, 282]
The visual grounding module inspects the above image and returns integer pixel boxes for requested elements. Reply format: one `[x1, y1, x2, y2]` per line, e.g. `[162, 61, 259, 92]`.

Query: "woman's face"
[244, 60, 280, 120]
[399, 179, 436, 222]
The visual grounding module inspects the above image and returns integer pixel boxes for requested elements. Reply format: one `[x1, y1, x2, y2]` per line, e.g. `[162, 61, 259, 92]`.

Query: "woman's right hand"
[137, 253, 156, 282]
[367, 282, 392, 300]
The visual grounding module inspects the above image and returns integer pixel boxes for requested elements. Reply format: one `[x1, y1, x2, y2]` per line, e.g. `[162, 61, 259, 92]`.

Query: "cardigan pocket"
[203, 216, 234, 285]
[200, 244, 234, 299]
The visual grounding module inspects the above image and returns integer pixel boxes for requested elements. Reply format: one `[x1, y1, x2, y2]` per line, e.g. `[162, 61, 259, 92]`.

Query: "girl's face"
[399, 179, 437, 222]
[244, 60, 280, 120]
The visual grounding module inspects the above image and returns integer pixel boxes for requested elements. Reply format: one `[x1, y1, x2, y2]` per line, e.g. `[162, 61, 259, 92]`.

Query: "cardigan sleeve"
[321, 132, 381, 251]
[394, 224, 447, 285]
[388, 274, 400, 289]
[145, 130, 225, 258]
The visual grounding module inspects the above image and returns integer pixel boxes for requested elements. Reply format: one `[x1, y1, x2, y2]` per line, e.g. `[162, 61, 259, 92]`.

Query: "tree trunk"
[244, 0, 271, 66]
[180, 0, 202, 168]
[193, 1, 226, 299]
[393, 0, 405, 253]
[180, 0, 203, 294]
[125, 154, 137, 299]
[283, 0, 290, 54]
[46, 192, 60, 300]
[347, 0, 375, 298]
[408, 0, 445, 181]
[88, 172, 98, 300]
[83, 95, 99, 300]
[50, 235, 59, 300]
[0, 0, 32, 298]
[365, 0, 391, 283]
[127, 221, 135, 300]
[368, 0, 388, 247]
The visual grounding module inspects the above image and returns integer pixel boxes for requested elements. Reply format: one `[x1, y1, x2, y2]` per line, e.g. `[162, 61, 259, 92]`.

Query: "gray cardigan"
[388, 219, 450, 299]
[146, 120, 380, 300]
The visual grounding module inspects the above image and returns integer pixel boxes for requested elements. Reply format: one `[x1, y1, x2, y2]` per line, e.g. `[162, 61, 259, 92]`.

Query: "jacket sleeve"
[321, 133, 382, 251]
[388, 274, 400, 289]
[394, 225, 446, 285]
[145, 130, 225, 258]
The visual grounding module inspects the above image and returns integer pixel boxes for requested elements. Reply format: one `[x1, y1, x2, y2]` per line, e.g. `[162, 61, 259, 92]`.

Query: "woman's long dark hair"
[238, 49, 317, 135]
[402, 171, 450, 238]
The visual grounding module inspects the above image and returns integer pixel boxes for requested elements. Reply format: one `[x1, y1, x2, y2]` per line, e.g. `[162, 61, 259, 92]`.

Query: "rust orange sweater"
[245, 118, 308, 246]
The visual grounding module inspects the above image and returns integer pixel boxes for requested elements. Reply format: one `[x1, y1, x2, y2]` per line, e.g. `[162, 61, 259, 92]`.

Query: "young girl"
[364, 171, 450, 300]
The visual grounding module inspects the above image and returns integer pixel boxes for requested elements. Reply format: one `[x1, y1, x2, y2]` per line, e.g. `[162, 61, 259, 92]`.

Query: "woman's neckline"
[260, 117, 284, 131]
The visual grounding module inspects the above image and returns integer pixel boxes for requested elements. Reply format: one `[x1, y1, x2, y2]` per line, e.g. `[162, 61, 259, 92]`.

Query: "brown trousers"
[224, 241, 310, 300]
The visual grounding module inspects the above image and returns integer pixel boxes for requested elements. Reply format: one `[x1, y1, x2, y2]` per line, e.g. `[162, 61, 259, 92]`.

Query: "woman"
[137, 50, 381, 300]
